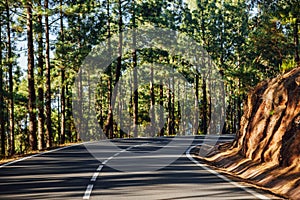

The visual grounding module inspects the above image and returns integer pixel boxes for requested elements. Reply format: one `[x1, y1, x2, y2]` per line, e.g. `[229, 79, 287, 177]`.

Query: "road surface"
[0, 136, 281, 199]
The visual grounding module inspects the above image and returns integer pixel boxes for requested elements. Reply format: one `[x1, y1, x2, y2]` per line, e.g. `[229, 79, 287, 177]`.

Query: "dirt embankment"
[201, 67, 300, 199]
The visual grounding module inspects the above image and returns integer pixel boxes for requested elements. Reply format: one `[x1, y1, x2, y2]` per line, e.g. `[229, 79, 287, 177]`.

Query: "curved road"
[0, 136, 281, 200]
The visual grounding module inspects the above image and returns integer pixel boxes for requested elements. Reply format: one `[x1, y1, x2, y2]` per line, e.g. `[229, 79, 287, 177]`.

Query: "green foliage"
[0, 0, 299, 155]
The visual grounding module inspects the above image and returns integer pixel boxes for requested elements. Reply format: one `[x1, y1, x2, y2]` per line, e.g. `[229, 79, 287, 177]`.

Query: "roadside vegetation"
[0, 0, 298, 164]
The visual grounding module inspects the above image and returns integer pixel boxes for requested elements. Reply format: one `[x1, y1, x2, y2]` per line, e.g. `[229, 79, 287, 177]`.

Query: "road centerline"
[83, 184, 94, 200]
[91, 172, 100, 182]
[96, 164, 104, 172]
[82, 142, 150, 199]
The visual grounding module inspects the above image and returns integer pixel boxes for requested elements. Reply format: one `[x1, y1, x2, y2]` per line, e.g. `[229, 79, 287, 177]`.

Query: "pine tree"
[37, 0, 45, 150]
[26, 0, 38, 150]
[0, 8, 5, 156]
[45, 0, 52, 148]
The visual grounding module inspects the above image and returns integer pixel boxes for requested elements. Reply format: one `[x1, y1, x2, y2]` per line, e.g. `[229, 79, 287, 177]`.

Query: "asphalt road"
[0, 136, 282, 200]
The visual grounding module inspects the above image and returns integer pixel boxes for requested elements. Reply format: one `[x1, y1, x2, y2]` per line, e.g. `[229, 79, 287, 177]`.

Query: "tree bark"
[132, 0, 138, 138]
[60, 0, 65, 144]
[0, 15, 5, 157]
[99, 77, 104, 128]
[171, 73, 175, 135]
[37, 0, 45, 150]
[77, 68, 82, 141]
[45, 0, 52, 148]
[159, 82, 164, 136]
[202, 76, 207, 134]
[109, 0, 123, 139]
[116, 0, 123, 87]
[150, 65, 155, 136]
[168, 80, 172, 136]
[195, 74, 199, 134]
[66, 83, 72, 141]
[6, 0, 15, 155]
[27, 0, 37, 150]
[104, 0, 113, 139]
[61, 70, 66, 144]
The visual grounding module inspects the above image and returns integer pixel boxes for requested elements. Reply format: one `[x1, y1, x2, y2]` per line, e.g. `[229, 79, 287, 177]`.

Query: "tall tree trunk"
[177, 82, 181, 135]
[195, 74, 199, 134]
[150, 65, 155, 135]
[132, 0, 138, 138]
[171, 73, 175, 135]
[237, 79, 242, 133]
[168, 81, 172, 136]
[202, 76, 207, 134]
[77, 67, 82, 141]
[56, 92, 61, 143]
[294, 17, 299, 64]
[37, 0, 45, 150]
[110, 0, 123, 139]
[0, 15, 5, 157]
[27, 0, 37, 150]
[66, 83, 72, 142]
[116, 0, 123, 91]
[104, 0, 113, 138]
[200, 2, 208, 135]
[99, 78, 104, 128]
[118, 76, 125, 138]
[45, 0, 52, 148]
[61, 71, 65, 144]
[159, 82, 164, 136]
[6, 0, 14, 155]
[75, 4, 83, 142]
[159, 81, 165, 136]
[60, 0, 65, 144]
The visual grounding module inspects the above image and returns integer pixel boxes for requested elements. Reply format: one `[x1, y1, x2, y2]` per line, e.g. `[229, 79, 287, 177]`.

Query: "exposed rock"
[203, 67, 300, 199]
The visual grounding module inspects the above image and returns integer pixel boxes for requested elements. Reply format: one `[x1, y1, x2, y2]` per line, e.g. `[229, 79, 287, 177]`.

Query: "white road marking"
[83, 142, 150, 199]
[107, 156, 114, 160]
[102, 160, 108, 165]
[96, 165, 103, 172]
[83, 184, 94, 200]
[91, 172, 99, 182]
[186, 145, 271, 200]
[113, 152, 120, 157]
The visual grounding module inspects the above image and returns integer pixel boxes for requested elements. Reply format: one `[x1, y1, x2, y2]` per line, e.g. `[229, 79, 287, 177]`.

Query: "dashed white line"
[83, 184, 94, 200]
[113, 152, 120, 157]
[102, 160, 108, 165]
[83, 144, 148, 199]
[186, 145, 271, 200]
[91, 172, 99, 182]
[96, 165, 103, 172]
[107, 156, 114, 160]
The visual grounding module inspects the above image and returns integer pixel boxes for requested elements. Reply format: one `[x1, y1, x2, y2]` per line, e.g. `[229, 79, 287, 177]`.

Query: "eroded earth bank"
[199, 67, 300, 199]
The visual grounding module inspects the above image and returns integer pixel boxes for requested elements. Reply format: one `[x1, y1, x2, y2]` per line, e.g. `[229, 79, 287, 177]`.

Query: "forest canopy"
[0, 0, 299, 157]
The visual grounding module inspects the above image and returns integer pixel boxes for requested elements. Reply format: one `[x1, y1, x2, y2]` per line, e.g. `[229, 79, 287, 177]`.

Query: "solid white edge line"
[0, 142, 87, 169]
[186, 145, 271, 200]
[83, 184, 94, 200]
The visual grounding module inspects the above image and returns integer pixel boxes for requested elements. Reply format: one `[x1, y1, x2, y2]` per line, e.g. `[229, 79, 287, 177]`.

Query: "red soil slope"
[203, 67, 300, 199]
